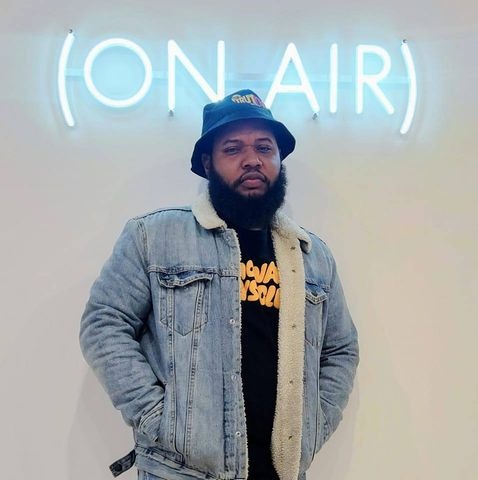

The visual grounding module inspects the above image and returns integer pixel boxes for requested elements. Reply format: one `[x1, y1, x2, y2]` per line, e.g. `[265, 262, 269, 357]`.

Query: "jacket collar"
[191, 189, 312, 253]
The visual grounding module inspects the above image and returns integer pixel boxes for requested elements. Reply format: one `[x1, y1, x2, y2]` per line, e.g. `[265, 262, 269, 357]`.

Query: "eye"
[256, 145, 273, 154]
[223, 146, 240, 155]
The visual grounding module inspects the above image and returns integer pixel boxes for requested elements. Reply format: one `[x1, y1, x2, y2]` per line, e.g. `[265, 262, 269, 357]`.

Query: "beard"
[207, 164, 287, 229]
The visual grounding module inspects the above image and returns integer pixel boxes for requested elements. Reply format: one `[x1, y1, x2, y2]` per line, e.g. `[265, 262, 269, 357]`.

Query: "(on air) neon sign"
[58, 30, 417, 134]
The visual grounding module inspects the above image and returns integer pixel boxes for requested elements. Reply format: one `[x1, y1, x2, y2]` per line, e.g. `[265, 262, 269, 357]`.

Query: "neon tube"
[400, 40, 417, 134]
[84, 38, 153, 108]
[168, 40, 225, 113]
[329, 43, 338, 114]
[265, 43, 320, 115]
[356, 44, 394, 115]
[58, 30, 76, 127]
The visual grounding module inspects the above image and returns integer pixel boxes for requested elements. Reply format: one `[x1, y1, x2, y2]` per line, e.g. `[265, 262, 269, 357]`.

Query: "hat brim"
[190, 115, 295, 179]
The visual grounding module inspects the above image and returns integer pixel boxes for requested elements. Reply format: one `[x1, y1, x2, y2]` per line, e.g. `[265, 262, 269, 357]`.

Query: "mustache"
[233, 169, 268, 188]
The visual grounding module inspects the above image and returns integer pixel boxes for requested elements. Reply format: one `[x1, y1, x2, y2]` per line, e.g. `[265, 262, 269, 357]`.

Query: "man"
[79, 89, 359, 480]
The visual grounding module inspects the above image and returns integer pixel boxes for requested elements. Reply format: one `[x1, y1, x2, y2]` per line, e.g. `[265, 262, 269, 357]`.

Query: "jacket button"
[229, 318, 235, 325]
[235, 431, 242, 437]
[231, 374, 236, 380]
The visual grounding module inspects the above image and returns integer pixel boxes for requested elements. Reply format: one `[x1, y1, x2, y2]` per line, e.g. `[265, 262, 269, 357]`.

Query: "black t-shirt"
[234, 224, 280, 480]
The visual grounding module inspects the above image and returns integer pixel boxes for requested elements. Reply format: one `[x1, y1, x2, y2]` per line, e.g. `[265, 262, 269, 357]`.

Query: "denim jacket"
[79, 190, 359, 480]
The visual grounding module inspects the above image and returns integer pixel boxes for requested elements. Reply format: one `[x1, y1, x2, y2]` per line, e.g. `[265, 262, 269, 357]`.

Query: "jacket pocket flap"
[305, 284, 327, 304]
[157, 271, 214, 288]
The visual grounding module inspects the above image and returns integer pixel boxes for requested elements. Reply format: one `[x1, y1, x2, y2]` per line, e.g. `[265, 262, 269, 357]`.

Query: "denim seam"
[137, 217, 150, 269]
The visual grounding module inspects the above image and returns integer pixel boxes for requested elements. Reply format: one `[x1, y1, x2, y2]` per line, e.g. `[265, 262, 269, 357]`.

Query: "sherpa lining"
[191, 190, 311, 480]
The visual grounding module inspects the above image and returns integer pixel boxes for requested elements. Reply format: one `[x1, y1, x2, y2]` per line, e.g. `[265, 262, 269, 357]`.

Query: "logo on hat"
[231, 93, 266, 108]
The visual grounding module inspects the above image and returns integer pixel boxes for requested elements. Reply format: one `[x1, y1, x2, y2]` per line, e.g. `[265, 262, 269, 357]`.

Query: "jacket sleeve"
[319, 246, 360, 441]
[79, 218, 164, 439]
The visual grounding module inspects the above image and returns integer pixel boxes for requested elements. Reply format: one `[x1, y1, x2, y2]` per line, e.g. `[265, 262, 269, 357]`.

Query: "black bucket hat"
[191, 89, 296, 178]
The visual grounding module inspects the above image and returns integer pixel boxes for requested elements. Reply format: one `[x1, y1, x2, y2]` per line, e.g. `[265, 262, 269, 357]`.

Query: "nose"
[241, 145, 262, 169]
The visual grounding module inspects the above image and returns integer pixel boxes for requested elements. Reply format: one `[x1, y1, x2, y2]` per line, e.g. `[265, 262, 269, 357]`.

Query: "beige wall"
[1, 1, 477, 479]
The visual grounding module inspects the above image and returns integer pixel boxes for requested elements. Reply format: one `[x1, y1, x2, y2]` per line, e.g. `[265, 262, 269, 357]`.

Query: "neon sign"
[58, 31, 417, 134]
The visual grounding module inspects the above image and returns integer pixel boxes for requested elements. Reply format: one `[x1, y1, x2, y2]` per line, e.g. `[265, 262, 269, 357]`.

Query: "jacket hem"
[134, 446, 240, 480]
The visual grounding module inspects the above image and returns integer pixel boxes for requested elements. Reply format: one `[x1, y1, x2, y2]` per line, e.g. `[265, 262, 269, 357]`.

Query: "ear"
[201, 153, 211, 178]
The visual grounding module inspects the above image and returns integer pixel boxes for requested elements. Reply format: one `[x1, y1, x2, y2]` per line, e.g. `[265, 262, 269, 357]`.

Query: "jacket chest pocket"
[304, 282, 327, 347]
[156, 270, 214, 336]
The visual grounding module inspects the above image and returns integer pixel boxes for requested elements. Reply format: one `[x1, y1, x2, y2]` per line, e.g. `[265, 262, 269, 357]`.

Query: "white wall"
[1, 1, 477, 479]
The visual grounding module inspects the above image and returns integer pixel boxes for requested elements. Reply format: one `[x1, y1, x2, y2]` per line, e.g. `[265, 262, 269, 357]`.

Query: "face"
[201, 119, 281, 198]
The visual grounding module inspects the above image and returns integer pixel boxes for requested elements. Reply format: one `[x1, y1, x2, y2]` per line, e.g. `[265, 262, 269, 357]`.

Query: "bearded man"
[79, 89, 360, 480]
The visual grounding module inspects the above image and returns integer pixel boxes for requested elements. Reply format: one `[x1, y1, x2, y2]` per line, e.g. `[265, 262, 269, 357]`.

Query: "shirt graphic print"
[240, 258, 280, 309]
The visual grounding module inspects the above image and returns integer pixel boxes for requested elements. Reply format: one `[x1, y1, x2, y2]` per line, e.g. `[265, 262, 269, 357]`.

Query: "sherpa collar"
[191, 189, 311, 480]
[191, 190, 312, 253]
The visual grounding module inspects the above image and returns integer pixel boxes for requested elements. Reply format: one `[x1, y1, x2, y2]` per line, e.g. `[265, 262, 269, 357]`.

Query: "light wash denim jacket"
[79, 191, 359, 480]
